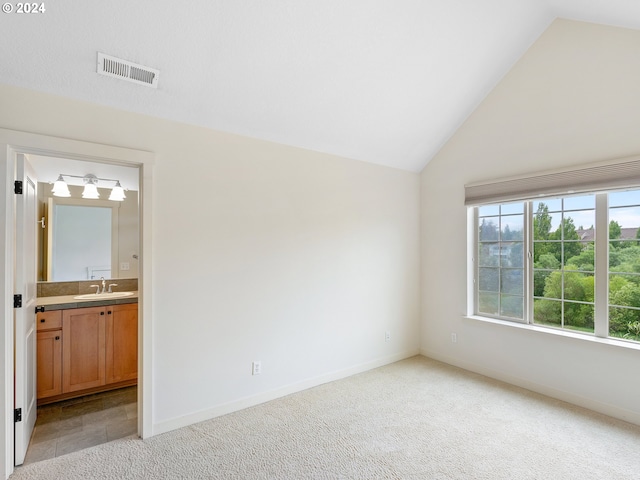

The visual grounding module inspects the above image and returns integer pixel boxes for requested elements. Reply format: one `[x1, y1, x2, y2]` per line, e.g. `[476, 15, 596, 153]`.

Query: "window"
[532, 195, 595, 334]
[477, 203, 524, 320]
[608, 190, 640, 341]
[472, 188, 640, 343]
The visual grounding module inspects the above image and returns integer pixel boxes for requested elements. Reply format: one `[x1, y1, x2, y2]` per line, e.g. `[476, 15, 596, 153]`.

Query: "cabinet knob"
[55, 336, 60, 340]
[108, 311, 112, 315]
[100, 311, 105, 315]
[40, 319, 45, 323]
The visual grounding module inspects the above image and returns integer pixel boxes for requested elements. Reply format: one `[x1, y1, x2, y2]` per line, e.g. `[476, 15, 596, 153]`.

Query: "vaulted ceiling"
[2, 1, 640, 172]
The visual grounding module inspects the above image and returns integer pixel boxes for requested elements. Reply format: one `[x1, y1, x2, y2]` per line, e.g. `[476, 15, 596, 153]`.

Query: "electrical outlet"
[252, 361, 262, 375]
[451, 333, 457, 343]
[385, 331, 391, 342]
[120, 262, 130, 271]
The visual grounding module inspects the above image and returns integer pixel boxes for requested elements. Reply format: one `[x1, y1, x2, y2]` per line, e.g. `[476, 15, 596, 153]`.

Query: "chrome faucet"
[90, 284, 100, 294]
[101, 277, 106, 294]
[108, 283, 118, 293]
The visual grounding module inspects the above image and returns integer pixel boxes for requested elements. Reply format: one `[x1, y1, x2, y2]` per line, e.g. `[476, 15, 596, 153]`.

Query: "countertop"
[36, 291, 139, 311]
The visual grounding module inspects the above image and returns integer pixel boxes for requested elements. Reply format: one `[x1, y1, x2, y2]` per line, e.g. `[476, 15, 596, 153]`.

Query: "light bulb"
[109, 181, 126, 201]
[82, 182, 100, 199]
[52, 175, 71, 197]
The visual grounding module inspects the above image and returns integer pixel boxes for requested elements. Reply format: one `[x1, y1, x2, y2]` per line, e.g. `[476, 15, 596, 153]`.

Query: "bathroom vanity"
[36, 292, 138, 405]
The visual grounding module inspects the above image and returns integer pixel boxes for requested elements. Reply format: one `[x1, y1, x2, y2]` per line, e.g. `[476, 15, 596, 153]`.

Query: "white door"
[14, 153, 38, 465]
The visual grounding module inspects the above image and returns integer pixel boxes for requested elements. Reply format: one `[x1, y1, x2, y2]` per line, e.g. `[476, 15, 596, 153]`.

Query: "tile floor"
[22, 386, 137, 465]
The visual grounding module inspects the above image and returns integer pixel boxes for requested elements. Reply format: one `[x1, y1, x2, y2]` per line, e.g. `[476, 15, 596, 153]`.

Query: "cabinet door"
[62, 307, 106, 392]
[36, 330, 62, 398]
[106, 304, 138, 384]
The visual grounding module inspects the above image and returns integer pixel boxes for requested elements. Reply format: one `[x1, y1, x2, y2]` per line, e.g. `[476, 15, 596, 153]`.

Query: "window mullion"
[560, 204, 565, 329]
[594, 193, 609, 338]
[526, 201, 533, 324]
[470, 207, 478, 317]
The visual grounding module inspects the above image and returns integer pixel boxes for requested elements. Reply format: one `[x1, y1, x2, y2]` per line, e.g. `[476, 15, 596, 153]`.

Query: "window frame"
[471, 190, 640, 344]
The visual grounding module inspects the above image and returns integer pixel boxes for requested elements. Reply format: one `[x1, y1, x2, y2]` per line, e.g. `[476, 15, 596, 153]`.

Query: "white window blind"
[465, 157, 640, 206]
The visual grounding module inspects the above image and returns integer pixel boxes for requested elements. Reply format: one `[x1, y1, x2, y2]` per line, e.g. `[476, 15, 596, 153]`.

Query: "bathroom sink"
[74, 292, 135, 300]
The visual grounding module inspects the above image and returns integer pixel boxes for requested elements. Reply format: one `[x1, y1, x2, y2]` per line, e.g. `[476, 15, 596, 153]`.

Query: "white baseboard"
[420, 348, 640, 427]
[152, 349, 419, 436]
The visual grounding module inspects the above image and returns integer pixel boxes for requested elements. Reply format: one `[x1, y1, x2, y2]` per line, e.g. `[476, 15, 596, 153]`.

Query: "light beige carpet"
[11, 356, 640, 479]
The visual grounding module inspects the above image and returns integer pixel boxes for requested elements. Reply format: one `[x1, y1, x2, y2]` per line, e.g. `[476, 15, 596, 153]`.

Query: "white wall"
[421, 19, 640, 424]
[0, 84, 420, 432]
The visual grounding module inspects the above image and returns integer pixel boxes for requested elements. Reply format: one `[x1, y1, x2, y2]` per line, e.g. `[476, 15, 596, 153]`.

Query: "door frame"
[0, 128, 154, 479]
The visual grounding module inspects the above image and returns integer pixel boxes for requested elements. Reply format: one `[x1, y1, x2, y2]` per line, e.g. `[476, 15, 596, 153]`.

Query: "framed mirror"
[47, 199, 118, 281]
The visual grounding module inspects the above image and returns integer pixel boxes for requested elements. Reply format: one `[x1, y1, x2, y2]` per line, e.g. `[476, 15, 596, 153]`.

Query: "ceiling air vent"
[97, 53, 159, 88]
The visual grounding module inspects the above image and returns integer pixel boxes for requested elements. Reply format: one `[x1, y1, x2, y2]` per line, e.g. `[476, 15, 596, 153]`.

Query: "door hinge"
[13, 294, 22, 308]
[14, 408, 22, 423]
[14, 180, 23, 195]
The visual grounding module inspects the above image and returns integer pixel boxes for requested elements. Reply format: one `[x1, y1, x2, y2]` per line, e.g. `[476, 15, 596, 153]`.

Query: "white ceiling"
[2, 0, 640, 173]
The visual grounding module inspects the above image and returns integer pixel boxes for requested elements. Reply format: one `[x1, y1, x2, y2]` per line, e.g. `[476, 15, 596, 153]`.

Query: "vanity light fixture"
[51, 173, 127, 201]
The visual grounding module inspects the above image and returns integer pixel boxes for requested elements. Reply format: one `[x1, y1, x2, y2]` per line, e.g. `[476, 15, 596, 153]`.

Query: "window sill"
[463, 315, 640, 351]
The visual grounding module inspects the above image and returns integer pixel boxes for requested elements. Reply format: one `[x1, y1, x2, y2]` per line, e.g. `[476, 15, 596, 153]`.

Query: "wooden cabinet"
[63, 306, 106, 392]
[37, 303, 137, 402]
[106, 303, 138, 384]
[36, 311, 62, 398]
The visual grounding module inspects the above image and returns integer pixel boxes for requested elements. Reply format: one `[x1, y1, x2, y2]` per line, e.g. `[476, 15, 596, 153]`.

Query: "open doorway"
[1, 130, 153, 478]
[22, 156, 140, 465]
